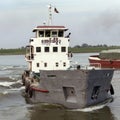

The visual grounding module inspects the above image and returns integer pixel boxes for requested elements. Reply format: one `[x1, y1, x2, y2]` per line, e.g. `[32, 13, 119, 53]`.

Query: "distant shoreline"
[0, 46, 120, 55]
[0, 48, 25, 55]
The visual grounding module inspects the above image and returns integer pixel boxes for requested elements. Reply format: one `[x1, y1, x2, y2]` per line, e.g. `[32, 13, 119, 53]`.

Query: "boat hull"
[23, 69, 114, 109]
[89, 55, 120, 69]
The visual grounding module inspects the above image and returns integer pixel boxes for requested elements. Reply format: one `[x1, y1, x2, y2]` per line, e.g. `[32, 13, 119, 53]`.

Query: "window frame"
[53, 47, 58, 52]
[44, 47, 49, 52]
[61, 47, 66, 52]
[36, 47, 41, 52]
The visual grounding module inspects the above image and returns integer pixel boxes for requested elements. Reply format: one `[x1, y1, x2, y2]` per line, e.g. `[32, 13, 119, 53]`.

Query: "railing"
[69, 61, 101, 70]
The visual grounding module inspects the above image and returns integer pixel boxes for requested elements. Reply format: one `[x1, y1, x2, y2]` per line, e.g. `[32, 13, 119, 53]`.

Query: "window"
[63, 62, 66, 67]
[47, 75, 56, 77]
[44, 47, 49, 52]
[52, 31, 57, 37]
[58, 30, 63, 37]
[45, 30, 50, 37]
[61, 47, 66, 52]
[39, 31, 44, 37]
[56, 62, 59, 67]
[53, 47, 58, 52]
[36, 63, 39, 67]
[44, 63, 47, 67]
[36, 47, 41, 52]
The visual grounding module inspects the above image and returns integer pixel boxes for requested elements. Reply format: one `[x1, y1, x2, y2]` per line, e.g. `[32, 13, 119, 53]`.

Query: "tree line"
[73, 43, 109, 48]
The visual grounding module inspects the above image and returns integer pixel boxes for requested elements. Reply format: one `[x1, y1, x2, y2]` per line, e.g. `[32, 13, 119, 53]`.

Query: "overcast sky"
[1, 0, 120, 48]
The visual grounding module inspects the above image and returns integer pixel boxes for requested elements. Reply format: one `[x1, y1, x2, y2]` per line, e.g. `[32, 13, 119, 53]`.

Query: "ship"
[89, 49, 120, 69]
[22, 5, 114, 109]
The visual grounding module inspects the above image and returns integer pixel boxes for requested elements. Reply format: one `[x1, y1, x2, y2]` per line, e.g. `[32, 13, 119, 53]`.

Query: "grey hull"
[26, 69, 114, 109]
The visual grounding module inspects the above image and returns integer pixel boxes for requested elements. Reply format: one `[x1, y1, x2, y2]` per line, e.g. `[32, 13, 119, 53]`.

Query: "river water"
[0, 53, 120, 120]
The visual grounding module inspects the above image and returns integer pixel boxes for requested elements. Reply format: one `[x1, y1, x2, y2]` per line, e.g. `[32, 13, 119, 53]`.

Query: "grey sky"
[1, 0, 120, 48]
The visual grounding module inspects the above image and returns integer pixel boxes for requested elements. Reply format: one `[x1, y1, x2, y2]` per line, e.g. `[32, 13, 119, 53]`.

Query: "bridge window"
[45, 30, 50, 37]
[53, 47, 58, 52]
[39, 31, 44, 37]
[36, 47, 41, 52]
[52, 31, 57, 37]
[58, 30, 64, 37]
[44, 47, 49, 52]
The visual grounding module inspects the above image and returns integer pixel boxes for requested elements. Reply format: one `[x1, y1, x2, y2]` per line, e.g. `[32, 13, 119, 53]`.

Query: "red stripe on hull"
[31, 87, 49, 93]
[89, 55, 120, 69]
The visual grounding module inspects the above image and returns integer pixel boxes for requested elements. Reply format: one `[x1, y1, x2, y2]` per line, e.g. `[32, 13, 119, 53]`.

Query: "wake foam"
[71, 98, 113, 112]
[0, 81, 16, 87]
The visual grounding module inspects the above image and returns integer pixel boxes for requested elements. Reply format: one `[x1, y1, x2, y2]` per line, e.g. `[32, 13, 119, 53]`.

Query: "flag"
[54, 7, 59, 13]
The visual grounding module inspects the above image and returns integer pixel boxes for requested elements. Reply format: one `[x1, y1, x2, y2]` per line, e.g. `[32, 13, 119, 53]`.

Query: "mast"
[48, 4, 52, 25]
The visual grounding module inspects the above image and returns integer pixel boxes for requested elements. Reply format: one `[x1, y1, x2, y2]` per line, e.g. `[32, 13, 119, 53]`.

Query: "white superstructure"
[25, 25, 71, 73]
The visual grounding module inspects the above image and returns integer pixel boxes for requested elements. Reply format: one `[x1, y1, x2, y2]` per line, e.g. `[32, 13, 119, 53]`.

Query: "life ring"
[110, 84, 114, 95]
